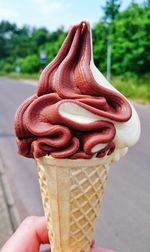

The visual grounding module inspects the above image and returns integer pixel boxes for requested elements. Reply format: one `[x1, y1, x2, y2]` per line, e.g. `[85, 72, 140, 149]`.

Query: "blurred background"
[0, 0, 150, 251]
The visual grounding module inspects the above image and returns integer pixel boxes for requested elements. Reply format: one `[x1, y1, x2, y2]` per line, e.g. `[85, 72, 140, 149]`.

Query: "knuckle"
[21, 216, 38, 226]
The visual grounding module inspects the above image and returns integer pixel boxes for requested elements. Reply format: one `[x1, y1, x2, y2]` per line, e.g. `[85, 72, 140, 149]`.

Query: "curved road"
[0, 77, 150, 252]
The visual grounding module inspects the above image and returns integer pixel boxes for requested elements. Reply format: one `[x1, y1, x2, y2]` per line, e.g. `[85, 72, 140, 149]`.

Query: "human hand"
[1, 216, 115, 252]
[1, 216, 48, 252]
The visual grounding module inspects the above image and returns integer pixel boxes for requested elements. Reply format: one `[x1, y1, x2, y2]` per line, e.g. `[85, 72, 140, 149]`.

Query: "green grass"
[112, 75, 150, 103]
[0, 72, 39, 80]
[0, 72, 150, 103]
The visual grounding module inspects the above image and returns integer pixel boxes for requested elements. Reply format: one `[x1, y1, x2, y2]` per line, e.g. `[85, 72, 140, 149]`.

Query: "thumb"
[1, 216, 49, 252]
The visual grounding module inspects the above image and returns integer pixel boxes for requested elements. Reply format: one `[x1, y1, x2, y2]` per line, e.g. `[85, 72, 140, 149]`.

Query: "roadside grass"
[112, 75, 150, 103]
[0, 72, 150, 103]
[0, 72, 39, 80]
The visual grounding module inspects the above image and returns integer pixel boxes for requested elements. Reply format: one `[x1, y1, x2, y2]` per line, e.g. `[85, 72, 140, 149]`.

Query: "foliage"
[103, 0, 121, 25]
[21, 55, 40, 73]
[111, 3, 150, 75]
[92, 22, 107, 72]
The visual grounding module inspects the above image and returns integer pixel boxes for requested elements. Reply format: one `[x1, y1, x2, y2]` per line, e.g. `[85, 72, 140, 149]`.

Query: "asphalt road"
[0, 77, 150, 252]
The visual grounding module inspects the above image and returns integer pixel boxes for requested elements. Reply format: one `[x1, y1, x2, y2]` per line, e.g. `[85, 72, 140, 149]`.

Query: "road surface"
[0, 77, 150, 252]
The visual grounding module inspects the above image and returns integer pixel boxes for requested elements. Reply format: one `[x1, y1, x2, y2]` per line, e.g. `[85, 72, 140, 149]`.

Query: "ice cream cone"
[14, 20, 140, 252]
[36, 156, 112, 252]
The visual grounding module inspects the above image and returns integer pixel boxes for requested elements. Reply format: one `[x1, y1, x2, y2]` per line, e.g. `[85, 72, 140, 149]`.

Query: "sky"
[0, 0, 145, 31]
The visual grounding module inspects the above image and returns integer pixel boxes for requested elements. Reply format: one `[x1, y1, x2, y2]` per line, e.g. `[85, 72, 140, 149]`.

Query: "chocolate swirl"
[15, 21, 132, 159]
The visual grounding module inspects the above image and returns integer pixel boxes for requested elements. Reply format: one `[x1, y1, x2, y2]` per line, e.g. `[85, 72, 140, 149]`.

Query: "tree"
[21, 55, 40, 73]
[103, 0, 121, 81]
[0, 20, 17, 34]
[92, 22, 107, 72]
[103, 0, 121, 25]
[0, 21, 17, 58]
[32, 27, 49, 46]
[112, 2, 150, 75]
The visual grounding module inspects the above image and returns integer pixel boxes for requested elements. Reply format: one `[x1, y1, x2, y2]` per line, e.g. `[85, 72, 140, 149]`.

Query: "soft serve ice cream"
[15, 21, 140, 161]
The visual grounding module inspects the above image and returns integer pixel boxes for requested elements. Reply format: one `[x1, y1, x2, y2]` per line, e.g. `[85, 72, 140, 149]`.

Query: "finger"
[90, 239, 95, 248]
[1, 216, 49, 252]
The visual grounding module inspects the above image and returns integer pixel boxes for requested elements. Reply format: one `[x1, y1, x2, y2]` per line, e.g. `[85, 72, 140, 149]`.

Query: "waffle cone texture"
[36, 156, 111, 252]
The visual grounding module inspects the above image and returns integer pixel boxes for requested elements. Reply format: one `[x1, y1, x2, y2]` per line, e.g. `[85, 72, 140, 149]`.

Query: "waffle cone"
[36, 156, 111, 252]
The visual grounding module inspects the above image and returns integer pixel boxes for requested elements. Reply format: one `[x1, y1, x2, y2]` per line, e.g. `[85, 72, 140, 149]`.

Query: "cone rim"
[36, 154, 113, 168]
